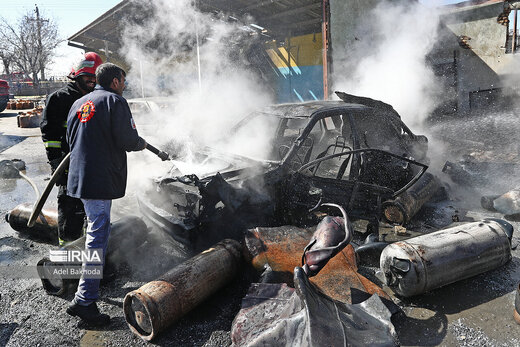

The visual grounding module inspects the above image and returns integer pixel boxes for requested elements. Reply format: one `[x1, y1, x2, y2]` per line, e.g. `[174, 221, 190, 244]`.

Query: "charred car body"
[138, 93, 431, 251]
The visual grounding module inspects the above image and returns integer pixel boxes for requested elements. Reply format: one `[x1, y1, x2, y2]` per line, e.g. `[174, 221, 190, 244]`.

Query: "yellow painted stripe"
[265, 33, 323, 68]
[266, 49, 289, 70]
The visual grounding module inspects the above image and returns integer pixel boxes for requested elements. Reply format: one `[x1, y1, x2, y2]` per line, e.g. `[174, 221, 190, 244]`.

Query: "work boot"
[515, 283, 520, 325]
[66, 301, 110, 326]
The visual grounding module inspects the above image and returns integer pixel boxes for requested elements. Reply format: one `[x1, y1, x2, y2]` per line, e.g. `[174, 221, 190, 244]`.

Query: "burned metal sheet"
[231, 267, 399, 347]
[244, 225, 389, 303]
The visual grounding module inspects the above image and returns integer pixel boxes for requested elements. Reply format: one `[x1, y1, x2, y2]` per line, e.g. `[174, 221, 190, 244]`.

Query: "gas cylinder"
[382, 172, 440, 225]
[6, 203, 58, 242]
[380, 219, 513, 297]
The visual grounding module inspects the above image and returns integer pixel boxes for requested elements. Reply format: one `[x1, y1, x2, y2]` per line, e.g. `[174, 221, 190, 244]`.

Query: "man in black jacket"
[65, 63, 147, 325]
[40, 52, 103, 246]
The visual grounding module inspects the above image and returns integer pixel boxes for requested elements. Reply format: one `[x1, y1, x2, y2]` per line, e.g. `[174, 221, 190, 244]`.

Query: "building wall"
[330, 0, 518, 113]
[329, 0, 381, 83]
[434, 2, 519, 112]
[434, 2, 520, 112]
[265, 33, 324, 103]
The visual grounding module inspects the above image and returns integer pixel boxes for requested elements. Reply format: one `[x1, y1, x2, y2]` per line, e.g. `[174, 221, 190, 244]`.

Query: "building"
[67, 0, 520, 112]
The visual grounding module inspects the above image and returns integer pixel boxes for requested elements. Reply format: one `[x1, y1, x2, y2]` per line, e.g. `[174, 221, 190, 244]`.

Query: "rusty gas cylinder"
[123, 239, 242, 341]
[380, 219, 513, 297]
[382, 172, 440, 225]
[6, 203, 58, 242]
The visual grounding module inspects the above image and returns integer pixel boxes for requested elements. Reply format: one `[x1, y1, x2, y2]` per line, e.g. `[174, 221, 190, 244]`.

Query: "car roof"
[127, 96, 176, 103]
[254, 100, 375, 119]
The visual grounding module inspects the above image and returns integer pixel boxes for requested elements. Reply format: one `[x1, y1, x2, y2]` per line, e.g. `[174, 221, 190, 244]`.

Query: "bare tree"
[0, 6, 61, 87]
[0, 44, 16, 75]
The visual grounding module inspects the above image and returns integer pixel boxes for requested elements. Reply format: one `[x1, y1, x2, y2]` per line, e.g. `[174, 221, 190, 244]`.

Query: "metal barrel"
[6, 203, 58, 242]
[382, 172, 440, 225]
[123, 239, 242, 341]
[380, 219, 513, 297]
[37, 216, 149, 296]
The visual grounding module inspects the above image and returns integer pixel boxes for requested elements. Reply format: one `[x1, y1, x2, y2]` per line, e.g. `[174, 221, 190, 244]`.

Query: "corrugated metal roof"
[67, 0, 323, 62]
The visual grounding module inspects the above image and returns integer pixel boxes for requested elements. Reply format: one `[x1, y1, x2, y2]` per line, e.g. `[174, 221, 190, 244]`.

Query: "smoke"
[498, 54, 520, 108]
[332, 1, 442, 130]
[118, 0, 274, 189]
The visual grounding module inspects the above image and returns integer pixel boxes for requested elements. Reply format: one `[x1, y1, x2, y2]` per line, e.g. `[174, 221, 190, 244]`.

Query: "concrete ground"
[1, 106, 519, 346]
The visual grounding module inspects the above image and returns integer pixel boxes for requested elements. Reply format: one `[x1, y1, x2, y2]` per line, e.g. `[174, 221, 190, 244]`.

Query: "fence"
[10, 81, 68, 97]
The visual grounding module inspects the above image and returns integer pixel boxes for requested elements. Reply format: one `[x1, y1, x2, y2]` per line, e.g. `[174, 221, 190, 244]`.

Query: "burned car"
[138, 92, 431, 250]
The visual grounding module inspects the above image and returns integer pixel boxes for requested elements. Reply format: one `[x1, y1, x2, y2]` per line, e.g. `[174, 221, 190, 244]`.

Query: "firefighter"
[39, 52, 103, 247]
[65, 62, 147, 325]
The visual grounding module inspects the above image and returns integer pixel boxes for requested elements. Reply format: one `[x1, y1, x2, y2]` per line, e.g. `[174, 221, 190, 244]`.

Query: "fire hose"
[27, 143, 172, 228]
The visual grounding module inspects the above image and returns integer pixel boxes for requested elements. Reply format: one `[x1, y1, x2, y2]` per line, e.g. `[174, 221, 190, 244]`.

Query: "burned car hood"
[162, 144, 280, 181]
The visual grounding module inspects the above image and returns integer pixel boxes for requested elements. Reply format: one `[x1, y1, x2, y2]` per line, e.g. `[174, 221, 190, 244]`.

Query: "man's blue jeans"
[74, 199, 112, 306]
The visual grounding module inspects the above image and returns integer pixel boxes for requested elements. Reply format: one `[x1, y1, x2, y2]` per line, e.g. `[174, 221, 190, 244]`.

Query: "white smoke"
[118, 0, 274, 189]
[333, 1, 442, 129]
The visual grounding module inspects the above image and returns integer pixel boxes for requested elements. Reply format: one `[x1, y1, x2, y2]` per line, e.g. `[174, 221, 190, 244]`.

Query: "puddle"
[0, 244, 22, 264]
[0, 135, 27, 153]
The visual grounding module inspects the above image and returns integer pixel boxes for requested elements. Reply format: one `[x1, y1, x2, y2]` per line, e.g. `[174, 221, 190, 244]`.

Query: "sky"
[0, 0, 467, 77]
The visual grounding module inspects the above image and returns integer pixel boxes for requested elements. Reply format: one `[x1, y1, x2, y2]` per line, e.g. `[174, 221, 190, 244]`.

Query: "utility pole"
[35, 4, 45, 81]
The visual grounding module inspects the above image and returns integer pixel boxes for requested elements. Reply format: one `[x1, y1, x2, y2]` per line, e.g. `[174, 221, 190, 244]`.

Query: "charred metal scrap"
[0, 159, 25, 178]
[138, 93, 436, 251]
[231, 267, 399, 347]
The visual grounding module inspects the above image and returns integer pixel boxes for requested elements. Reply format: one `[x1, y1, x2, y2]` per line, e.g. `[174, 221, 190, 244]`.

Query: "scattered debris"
[449, 318, 518, 347]
[243, 224, 389, 304]
[442, 160, 485, 187]
[481, 188, 520, 221]
[380, 219, 513, 297]
[493, 188, 520, 215]
[458, 35, 472, 49]
[231, 267, 399, 347]
[0, 159, 25, 178]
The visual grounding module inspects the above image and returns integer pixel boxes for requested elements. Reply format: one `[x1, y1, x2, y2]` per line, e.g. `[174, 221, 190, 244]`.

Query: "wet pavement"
[1, 106, 520, 346]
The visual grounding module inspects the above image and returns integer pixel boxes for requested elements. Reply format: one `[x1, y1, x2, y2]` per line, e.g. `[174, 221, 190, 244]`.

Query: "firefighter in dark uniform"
[65, 62, 147, 324]
[40, 52, 103, 246]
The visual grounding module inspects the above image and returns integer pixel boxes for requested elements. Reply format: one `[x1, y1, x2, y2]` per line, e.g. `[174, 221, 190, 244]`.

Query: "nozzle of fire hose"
[146, 143, 171, 161]
[158, 151, 169, 161]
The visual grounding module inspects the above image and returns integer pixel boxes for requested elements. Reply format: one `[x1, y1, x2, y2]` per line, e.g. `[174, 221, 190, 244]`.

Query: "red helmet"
[72, 52, 103, 78]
